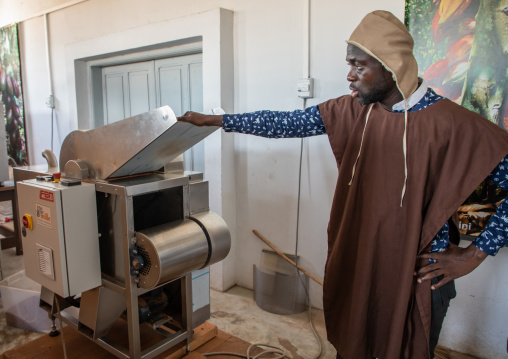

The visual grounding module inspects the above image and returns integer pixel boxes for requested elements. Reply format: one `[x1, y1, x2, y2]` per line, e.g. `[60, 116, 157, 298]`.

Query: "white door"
[102, 61, 156, 124]
[101, 54, 204, 172]
[155, 54, 203, 171]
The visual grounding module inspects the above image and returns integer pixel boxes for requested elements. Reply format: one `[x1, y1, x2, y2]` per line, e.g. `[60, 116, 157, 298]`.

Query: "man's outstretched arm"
[178, 107, 325, 138]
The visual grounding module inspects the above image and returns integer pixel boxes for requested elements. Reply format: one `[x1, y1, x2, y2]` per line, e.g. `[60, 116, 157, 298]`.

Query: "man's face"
[346, 44, 398, 107]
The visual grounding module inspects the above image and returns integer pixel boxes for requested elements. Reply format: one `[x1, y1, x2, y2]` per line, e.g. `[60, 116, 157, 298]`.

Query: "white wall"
[8, 0, 508, 357]
[440, 248, 508, 358]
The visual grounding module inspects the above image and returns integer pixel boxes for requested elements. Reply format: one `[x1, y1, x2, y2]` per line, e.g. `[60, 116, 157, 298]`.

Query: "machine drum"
[135, 211, 231, 289]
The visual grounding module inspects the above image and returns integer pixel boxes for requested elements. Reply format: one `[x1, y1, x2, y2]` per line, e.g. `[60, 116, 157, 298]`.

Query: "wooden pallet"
[1, 321, 275, 359]
[434, 346, 480, 359]
[1, 322, 217, 359]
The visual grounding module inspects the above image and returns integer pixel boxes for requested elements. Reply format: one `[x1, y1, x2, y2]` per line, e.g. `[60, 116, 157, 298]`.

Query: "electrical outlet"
[297, 78, 314, 99]
[46, 95, 55, 109]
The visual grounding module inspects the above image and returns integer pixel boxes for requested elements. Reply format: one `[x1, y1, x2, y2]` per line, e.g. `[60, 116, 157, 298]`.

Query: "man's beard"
[356, 74, 394, 105]
[357, 90, 389, 105]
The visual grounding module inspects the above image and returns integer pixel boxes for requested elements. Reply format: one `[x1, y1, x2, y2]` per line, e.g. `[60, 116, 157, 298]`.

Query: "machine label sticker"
[40, 190, 54, 202]
[35, 203, 52, 229]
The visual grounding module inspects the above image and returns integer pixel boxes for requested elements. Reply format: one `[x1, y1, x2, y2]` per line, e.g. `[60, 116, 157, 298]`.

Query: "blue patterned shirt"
[223, 88, 508, 256]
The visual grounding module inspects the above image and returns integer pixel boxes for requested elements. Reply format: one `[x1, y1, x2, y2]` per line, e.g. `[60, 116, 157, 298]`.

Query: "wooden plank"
[193, 330, 232, 354]
[0, 220, 16, 250]
[434, 346, 480, 359]
[3, 327, 105, 359]
[181, 354, 205, 359]
[0, 221, 14, 231]
[0, 184, 22, 254]
[163, 322, 218, 359]
[2, 322, 217, 359]
[191, 330, 232, 359]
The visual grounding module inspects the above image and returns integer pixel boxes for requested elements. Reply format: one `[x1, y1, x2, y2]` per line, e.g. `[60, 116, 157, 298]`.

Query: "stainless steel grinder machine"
[15, 106, 231, 359]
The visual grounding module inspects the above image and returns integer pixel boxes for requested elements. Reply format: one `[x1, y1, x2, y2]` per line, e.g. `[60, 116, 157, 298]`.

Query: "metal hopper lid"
[60, 106, 218, 180]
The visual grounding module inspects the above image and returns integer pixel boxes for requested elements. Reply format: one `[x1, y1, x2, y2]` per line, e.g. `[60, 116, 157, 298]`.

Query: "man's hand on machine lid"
[177, 111, 223, 127]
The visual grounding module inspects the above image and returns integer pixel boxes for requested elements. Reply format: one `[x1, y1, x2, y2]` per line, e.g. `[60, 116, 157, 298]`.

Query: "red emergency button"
[22, 214, 33, 229]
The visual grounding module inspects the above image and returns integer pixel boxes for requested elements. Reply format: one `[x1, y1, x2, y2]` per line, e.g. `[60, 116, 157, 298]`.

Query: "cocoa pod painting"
[0, 24, 28, 166]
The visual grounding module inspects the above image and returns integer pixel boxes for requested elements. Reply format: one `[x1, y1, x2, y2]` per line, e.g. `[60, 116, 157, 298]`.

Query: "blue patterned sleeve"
[472, 154, 508, 255]
[222, 106, 325, 138]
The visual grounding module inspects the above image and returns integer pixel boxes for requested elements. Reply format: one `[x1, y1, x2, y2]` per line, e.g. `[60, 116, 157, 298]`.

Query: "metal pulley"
[130, 248, 145, 276]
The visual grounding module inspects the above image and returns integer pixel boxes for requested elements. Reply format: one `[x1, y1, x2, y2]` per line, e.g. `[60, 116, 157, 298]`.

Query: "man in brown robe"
[178, 10, 508, 359]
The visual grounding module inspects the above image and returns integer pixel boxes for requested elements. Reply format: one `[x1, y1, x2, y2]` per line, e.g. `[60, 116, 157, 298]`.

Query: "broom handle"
[252, 229, 323, 286]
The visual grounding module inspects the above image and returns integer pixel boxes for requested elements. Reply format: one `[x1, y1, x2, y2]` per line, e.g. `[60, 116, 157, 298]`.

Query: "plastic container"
[0, 270, 53, 333]
[253, 250, 309, 315]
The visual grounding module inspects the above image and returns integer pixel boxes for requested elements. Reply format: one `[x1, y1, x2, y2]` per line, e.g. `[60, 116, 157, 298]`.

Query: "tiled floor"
[0, 247, 478, 358]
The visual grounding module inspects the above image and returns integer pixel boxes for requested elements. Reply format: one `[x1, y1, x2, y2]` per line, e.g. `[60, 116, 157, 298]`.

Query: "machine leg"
[183, 273, 193, 353]
[49, 317, 60, 337]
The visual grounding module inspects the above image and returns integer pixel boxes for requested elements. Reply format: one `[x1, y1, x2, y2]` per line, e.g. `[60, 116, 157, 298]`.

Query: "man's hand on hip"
[416, 243, 488, 289]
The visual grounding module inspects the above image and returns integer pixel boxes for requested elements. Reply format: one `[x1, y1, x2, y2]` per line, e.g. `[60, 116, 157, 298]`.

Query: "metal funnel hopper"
[59, 106, 218, 180]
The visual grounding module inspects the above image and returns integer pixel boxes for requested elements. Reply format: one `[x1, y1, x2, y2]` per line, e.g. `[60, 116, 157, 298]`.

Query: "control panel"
[17, 179, 101, 297]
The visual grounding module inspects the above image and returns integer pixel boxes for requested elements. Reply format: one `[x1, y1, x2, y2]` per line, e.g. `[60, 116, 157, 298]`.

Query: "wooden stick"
[252, 229, 323, 286]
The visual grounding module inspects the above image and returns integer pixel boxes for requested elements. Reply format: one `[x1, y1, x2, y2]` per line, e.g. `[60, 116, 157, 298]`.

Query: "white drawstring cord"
[348, 101, 409, 207]
[349, 104, 374, 185]
[400, 100, 408, 207]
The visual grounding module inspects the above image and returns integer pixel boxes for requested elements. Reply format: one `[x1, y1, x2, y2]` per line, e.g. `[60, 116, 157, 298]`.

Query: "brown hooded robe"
[319, 11, 508, 359]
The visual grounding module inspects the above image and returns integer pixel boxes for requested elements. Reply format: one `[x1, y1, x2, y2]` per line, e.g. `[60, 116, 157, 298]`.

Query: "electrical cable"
[203, 343, 289, 358]
[45, 12, 58, 152]
[204, 1, 322, 357]
[294, 99, 323, 359]
[292, 0, 324, 356]
[51, 107, 54, 152]
[54, 298, 68, 359]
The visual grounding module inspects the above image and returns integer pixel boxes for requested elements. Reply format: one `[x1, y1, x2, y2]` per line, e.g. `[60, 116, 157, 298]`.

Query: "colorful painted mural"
[0, 24, 28, 166]
[406, 0, 508, 235]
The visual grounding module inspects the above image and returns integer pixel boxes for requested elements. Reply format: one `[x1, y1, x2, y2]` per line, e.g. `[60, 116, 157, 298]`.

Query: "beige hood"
[347, 10, 418, 101]
[347, 11, 419, 206]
